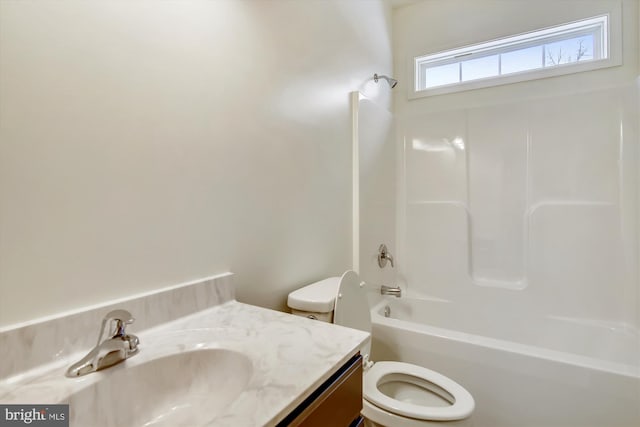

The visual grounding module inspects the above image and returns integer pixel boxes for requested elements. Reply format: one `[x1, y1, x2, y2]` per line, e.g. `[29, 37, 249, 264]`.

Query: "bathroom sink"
[65, 348, 253, 427]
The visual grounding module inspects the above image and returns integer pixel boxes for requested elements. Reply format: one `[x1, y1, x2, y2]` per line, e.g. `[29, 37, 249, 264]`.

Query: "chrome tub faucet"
[66, 309, 139, 377]
[381, 285, 402, 298]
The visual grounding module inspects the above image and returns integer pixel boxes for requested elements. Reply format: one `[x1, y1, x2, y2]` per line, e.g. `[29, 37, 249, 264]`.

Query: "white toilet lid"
[334, 270, 372, 359]
[364, 361, 475, 421]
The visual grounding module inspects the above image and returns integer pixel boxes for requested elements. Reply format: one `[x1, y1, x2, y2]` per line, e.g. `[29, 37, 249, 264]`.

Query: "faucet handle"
[104, 309, 134, 325]
[378, 244, 395, 268]
[97, 309, 135, 345]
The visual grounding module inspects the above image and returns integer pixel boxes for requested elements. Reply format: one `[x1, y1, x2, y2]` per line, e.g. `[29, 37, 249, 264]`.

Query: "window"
[414, 15, 615, 96]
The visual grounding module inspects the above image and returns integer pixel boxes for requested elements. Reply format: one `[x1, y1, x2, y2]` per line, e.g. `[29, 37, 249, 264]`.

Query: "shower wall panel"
[400, 85, 638, 326]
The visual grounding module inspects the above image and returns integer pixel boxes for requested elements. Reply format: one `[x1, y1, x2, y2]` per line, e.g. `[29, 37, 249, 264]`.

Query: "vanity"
[278, 354, 363, 427]
[0, 273, 369, 426]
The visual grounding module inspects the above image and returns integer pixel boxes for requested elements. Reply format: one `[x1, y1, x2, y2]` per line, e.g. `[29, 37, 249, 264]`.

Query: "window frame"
[410, 12, 622, 99]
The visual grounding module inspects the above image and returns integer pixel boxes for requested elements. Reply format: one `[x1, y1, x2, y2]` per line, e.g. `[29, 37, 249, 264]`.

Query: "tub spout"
[381, 285, 402, 298]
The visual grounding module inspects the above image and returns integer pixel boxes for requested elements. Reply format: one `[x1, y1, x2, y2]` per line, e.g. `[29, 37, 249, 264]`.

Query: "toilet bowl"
[287, 271, 475, 427]
[362, 361, 474, 427]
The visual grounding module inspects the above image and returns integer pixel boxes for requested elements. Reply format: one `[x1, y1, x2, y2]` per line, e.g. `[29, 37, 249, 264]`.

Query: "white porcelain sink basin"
[65, 349, 253, 427]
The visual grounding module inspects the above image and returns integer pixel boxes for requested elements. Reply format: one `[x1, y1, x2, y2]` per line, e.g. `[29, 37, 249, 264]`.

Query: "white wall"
[0, 0, 393, 328]
[393, 0, 638, 326]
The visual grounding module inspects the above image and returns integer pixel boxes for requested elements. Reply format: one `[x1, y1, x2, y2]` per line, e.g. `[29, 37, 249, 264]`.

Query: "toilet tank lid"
[287, 277, 341, 313]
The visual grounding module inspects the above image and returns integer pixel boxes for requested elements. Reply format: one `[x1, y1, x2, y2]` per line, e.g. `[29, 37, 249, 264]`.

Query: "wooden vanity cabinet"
[277, 354, 363, 427]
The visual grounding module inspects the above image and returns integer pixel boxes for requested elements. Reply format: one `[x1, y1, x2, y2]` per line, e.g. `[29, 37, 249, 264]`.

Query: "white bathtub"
[370, 297, 640, 427]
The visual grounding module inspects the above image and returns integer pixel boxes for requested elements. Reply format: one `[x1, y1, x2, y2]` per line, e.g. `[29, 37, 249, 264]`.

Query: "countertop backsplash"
[0, 273, 235, 382]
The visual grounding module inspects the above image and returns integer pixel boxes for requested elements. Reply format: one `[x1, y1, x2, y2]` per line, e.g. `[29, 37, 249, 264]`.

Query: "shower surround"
[397, 84, 638, 327]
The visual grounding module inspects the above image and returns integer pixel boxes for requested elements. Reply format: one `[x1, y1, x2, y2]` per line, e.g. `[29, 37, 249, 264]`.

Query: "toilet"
[287, 271, 474, 427]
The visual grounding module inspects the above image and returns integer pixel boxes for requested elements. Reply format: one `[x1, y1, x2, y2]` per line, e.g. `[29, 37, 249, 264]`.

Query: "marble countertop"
[0, 300, 369, 427]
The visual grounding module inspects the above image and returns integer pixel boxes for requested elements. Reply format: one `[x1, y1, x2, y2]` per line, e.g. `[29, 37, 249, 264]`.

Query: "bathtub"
[369, 297, 640, 427]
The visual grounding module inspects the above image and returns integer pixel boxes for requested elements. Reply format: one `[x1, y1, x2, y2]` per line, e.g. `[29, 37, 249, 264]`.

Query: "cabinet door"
[279, 354, 363, 427]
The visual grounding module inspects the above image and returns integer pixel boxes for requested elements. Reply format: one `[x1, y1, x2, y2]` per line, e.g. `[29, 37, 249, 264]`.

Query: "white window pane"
[425, 63, 459, 88]
[461, 55, 499, 82]
[544, 35, 594, 67]
[414, 15, 610, 94]
[501, 46, 543, 74]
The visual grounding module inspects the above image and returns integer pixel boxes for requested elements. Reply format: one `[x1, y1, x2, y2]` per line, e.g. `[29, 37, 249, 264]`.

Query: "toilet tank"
[287, 277, 340, 323]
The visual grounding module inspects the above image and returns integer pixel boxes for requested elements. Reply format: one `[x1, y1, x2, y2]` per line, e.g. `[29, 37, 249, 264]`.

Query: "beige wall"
[0, 0, 393, 327]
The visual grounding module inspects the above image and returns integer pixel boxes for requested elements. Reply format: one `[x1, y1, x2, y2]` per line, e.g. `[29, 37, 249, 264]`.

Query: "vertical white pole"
[351, 91, 360, 274]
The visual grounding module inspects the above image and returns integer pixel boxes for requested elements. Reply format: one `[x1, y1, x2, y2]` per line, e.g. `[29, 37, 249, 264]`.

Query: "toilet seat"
[330, 270, 474, 425]
[364, 361, 474, 421]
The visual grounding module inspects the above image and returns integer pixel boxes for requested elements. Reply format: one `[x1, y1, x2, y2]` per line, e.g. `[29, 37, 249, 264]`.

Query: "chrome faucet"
[66, 309, 139, 377]
[381, 285, 402, 297]
[377, 244, 394, 268]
